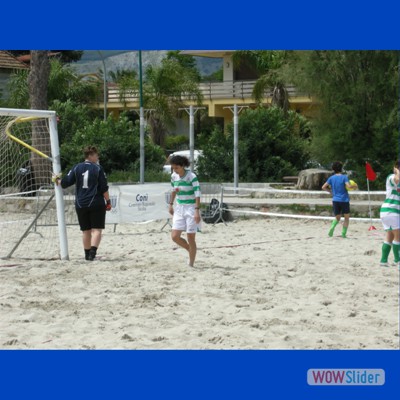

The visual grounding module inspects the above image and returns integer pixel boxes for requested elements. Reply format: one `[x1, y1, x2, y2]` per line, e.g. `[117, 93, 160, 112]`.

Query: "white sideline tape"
[0, 188, 53, 198]
[224, 207, 381, 222]
[0, 219, 31, 225]
[222, 186, 385, 196]
[0, 190, 38, 198]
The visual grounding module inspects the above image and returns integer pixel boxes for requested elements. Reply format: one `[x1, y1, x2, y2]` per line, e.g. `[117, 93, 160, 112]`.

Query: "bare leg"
[187, 233, 197, 267]
[91, 229, 103, 248]
[82, 230, 91, 250]
[171, 230, 189, 251]
[172, 230, 199, 266]
[385, 230, 394, 243]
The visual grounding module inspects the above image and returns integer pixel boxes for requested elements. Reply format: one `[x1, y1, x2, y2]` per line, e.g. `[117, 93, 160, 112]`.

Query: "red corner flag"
[365, 162, 377, 181]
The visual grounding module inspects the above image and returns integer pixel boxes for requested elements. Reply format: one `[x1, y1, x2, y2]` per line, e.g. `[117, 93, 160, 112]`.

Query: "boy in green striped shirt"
[379, 160, 400, 268]
[168, 155, 201, 268]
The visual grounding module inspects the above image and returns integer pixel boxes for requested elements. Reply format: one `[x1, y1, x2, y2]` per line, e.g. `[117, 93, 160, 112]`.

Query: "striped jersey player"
[379, 160, 400, 268]
[168, 154, 201, 268]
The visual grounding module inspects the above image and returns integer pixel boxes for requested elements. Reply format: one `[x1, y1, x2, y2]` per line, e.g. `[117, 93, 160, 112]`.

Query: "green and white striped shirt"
[171, 170, 201, 205]
[380, 173, 400, 216]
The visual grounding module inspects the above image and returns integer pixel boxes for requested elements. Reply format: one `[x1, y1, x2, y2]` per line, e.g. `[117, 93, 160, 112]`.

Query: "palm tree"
[109, 69, 138, 109]
[232, 50, 290, 112]
[7, 58, 101, 108]
[252, 71, 289, 112]
[144, 59, 202, 147]
[48, 59, 101, 104]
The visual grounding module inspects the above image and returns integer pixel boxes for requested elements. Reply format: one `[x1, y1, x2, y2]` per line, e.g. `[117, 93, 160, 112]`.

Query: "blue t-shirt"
[326, 174, 350, 202]
[61, 161, 109, 208]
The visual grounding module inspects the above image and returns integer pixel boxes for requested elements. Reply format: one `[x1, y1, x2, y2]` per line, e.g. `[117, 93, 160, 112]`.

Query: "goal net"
[0, 108, 68, 260]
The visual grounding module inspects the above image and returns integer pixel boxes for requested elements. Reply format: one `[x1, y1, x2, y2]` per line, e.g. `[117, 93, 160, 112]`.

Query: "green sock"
[380, 242, 392, 263]
[392, 242, 400, 263]
[328, 220, 339, 237]
[341, 226, 348, 238]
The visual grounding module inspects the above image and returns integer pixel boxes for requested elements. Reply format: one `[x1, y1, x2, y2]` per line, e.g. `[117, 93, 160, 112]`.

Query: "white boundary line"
[0, 219, 32, 225]
[0, 190, 38, 198]
[224, 207, 381, 222]
[222, 185, 385, 196]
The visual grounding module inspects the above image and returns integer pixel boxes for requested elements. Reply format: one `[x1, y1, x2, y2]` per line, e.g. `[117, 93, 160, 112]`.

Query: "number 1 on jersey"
[82, 170, 89, 188]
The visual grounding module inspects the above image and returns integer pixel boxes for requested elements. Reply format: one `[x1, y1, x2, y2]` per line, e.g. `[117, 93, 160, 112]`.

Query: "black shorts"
[76, 206, 106, 231]
[332, 201, 350, 216]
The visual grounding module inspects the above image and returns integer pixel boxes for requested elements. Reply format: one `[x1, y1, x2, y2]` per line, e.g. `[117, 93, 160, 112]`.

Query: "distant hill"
[73, 50, 222, 79]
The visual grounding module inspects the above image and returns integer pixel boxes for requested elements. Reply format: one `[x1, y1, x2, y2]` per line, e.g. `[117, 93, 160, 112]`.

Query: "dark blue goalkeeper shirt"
[61, 161, 109, 208]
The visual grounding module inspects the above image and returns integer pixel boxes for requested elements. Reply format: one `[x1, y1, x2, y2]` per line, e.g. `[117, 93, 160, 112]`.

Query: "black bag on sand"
[202, 198, 231, 224]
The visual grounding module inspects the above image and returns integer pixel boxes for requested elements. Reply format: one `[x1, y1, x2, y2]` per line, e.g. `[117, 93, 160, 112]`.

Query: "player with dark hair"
[322, 161, 358, 238]
[54, 146, 111, 261]
[379, 160, 400, 268]
[168, 155, 201, 267]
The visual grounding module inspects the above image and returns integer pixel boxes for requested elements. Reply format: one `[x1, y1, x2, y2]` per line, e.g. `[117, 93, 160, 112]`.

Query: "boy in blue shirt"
[322, 161, 358, 238]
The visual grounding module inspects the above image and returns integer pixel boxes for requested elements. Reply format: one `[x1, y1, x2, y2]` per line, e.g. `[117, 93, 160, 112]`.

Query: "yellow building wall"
[93, 95, 317, 130]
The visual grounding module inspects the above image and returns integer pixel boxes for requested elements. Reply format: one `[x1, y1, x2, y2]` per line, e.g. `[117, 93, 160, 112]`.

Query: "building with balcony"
[92, 50, 317, 133]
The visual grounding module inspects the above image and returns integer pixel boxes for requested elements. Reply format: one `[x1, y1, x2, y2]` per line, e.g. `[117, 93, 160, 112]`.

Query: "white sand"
[0, 217, 398, 349]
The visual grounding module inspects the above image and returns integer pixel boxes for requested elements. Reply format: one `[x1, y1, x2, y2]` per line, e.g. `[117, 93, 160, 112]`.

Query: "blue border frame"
[0, 350, 399, 399]
[2, 1, 400, 49]
[1, 1, 399, 399]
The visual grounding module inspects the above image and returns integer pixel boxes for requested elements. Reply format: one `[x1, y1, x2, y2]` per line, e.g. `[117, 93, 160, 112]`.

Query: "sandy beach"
[0, 217, 398, 349]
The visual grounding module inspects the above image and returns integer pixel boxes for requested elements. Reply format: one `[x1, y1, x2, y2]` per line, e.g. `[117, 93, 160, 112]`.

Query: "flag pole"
[366, 176, 376, 231]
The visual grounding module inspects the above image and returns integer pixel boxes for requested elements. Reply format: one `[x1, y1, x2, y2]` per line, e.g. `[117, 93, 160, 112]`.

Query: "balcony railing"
[104, 80, 307, 104]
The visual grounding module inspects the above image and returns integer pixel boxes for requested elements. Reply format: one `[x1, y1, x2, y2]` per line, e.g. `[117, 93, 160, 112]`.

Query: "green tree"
[51, 99, 96, 144]
[60, 113, 165, 175]
[202, 68, 223, 82]
[6, 69, 29, 108]
[166, 51, 201, 81]
[144, 58, 202, 148]
[197, 107, 310, 182]
[285, 50, 398, 170]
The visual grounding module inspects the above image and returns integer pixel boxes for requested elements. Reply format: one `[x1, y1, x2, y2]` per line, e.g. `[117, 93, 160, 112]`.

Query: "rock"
[296, 169, 331, 190]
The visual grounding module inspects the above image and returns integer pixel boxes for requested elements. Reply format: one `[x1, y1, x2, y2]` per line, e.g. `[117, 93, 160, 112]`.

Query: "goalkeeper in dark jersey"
[55, 146, 111, 261]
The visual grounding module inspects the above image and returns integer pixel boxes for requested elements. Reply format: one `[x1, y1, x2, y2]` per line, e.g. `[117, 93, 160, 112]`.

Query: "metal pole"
[139, 50, 145, 184]
[366, 178, 375, 229]
[189, 105, 194, 172]
[233, 104, 239, 191]
[97, 51, 107, 121]
[49, 113, 69, 260]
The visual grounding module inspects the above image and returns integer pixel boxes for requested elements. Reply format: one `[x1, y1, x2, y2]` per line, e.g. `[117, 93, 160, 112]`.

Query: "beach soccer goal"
[0, 108, 68, 260]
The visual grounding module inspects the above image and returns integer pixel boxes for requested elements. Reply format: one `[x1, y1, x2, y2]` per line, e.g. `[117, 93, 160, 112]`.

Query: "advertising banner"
[106, 183, 171, 224]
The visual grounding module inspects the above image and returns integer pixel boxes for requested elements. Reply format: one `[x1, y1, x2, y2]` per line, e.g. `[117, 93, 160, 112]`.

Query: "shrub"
[197, 107, 310, 182]
[60, 113, 165, 175]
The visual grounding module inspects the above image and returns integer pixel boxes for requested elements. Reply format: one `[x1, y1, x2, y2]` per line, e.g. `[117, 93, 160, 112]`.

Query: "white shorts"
[172, 204, 199, 234]
[381, 214, 400, 231]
